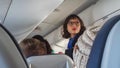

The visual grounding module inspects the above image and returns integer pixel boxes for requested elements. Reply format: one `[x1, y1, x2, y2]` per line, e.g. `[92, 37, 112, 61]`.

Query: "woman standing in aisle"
[62, 14, 86, 59]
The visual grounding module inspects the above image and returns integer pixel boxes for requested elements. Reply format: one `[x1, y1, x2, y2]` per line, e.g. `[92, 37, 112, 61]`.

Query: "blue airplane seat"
[101, 20, 120, 68]
[0, 24, 28, 68]
[86, 15, 120, 68]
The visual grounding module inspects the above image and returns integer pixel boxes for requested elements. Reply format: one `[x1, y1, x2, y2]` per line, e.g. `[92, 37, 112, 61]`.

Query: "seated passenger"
[20, 38, 47, 58]
[32, 35, 53, 54]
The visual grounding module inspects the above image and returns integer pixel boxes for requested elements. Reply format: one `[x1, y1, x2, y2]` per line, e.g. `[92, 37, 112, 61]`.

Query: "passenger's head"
[20, 38, 47, 58]
[63, 14, 86, 38]
[32, 35, 44, 42]
[32, 35, 52, 54]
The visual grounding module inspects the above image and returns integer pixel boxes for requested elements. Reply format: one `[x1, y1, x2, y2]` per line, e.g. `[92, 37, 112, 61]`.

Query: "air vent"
[54, 8, 60, 12]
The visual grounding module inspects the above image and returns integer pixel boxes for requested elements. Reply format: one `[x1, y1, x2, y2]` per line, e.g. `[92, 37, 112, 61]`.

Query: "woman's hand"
[58, 52, 64, 54]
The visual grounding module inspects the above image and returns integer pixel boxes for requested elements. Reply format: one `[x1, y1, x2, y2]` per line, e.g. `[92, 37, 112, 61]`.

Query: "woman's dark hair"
[62, 14, 86, 38]
[32, 35, 52, 54]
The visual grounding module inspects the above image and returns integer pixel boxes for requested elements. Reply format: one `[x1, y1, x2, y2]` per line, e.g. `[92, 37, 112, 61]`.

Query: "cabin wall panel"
[0, 0, 11, 24]
[92, 0, 120, 21]
[78, 5, 94, 27]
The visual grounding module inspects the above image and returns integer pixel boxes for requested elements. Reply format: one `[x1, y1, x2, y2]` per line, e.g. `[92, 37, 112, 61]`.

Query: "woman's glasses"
[68, 21, 80, 26]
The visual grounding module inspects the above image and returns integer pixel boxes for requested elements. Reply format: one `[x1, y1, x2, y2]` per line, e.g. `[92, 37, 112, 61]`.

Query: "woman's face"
[67, 18, 81, 37]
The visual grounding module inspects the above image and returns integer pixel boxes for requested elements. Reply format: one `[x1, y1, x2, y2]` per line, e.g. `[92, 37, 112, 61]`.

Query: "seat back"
[101, 20, 120, 68]
[27, 55, 74, 68]
[0, 24, 28, 68]
[86, 15, 120, 68]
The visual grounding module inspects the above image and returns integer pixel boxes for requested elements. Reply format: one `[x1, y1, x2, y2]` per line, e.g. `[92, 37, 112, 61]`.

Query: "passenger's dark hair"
[62, 14, 86, 38]
[20, 38, 47, 58]
[32, 35, 52, 54]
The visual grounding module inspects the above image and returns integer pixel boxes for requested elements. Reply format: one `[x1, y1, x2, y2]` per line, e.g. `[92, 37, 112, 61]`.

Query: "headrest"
[86, 15, 120, 68]
[27, 55, 73, 68]
[101, 20, 120, 68]
[0, 24, 28, 68]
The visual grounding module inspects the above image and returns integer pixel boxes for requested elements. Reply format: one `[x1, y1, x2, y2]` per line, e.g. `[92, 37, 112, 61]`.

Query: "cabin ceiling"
[0, 0, 63, 42]
[29, 0, 98, 37]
